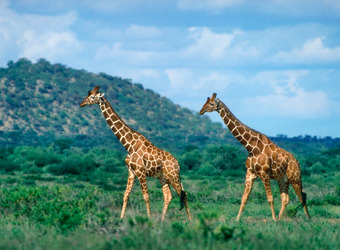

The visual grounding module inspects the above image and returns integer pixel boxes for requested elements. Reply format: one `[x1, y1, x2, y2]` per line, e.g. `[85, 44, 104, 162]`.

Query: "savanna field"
[0, 60, 339, 249]
[0, 143, 339, 250]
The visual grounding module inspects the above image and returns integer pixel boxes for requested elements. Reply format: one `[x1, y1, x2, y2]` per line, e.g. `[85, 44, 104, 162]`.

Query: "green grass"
[0, 172, 339, 249]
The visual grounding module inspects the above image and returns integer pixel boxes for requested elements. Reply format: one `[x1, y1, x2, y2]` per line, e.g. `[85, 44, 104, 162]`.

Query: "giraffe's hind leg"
[277, 176, 289, 220]
[261, 176, 277, 221]
[159, 177, 172, 221]
[137, 174, 151, 218]
[170, 180, 191, 220]
[287, 161, 311, 219]
[121, 169, 136, 219]
[163, 166, 191, 220]
[290, 182, 311, 219]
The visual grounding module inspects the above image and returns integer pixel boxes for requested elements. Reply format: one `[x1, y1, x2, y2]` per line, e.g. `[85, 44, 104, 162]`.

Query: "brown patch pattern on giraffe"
[80, 86, 191, 221]
[199, 93, 311, 221]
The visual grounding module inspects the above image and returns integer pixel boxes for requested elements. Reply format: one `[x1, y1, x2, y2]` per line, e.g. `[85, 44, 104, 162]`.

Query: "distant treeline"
[0, 138, 339, 180]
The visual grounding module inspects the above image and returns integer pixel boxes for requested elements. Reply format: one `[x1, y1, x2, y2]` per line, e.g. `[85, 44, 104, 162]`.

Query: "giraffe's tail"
[295, 190, 307, 209]
[302, 191, 307, 207]
[180, 190, 186, 210]
[179, 182, 186, 210]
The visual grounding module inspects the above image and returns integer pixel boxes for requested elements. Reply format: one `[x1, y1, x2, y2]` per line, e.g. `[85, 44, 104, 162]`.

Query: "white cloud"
[0, 5, 80, 63]
[93, 24, 165, 66]
[247, 90, 330, 118]
[272, 37, 340, 64]
[124, 24, 161, 39]
[185, 27, 237, 60]
[95, 43, 155, 64]
[242, 70, 331, 118]
[93, 25, 340, 70]
[165, 68, 233, 91]
[163, 68, 233, 104]
[165, 68, 193, 90]
[19, 31, 80, 61]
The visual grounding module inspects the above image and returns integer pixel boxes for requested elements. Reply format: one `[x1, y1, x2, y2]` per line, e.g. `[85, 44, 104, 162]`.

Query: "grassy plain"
[0, 170, 339, 250]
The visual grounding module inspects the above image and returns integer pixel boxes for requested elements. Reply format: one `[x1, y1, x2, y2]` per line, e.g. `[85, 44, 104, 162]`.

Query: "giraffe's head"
[199, 93, 220, 115]
[80, 86, 105, 107]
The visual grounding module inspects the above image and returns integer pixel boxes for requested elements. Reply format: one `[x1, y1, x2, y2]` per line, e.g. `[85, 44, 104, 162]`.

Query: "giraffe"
[80, 86, 191, 221]
[199, 93, 311, 221]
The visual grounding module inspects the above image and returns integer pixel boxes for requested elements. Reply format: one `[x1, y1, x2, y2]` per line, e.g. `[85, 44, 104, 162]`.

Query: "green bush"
[203, 145, 244, 171]
[0, 159, 21, 172]
[323, 195, 340, 206]
[311, 162, 328, 174]
[197, 164, 220, 176]
[224, 169, 245, 177]
[0, 185, 98, 231]
[47, 155, 98, 175]
[180, 149, 202, 170]
[8, 146, 61, 169]
[48, 156, 81, 175]
[101, 157, 124, 173]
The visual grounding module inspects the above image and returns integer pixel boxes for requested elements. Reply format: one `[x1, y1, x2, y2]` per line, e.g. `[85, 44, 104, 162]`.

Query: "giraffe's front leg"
[121, 169, 136, 219]
[262, 177, 277, 221]
[236, 164, 257, 221]
[138, 174, 151, 218]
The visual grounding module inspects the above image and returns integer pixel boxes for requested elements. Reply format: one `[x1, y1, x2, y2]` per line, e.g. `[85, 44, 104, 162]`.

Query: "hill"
[0, 58, 234, 153]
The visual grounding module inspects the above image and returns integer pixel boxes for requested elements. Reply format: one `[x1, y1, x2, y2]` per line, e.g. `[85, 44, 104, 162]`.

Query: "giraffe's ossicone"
[200, 93, 311, 221]
[80, 86, 191, 221]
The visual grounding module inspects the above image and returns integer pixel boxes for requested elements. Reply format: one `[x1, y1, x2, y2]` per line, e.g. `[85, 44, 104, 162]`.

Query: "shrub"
[79, 156, 99, 172]
[323, 195, 340, 206]
[48, 158, 81, 175]
[197, 164, 220, 176]
[0, 159, 21, 172]
[308, 198, 324, 206]
[311, 162, 328, 174]
[213, 224, 234, 241]
[8, 146, 61, 169]
[285, 205, 298, 217]
[47, 155, 98, 176]
[180, 149, 202, 170]
[203, 145, 244, 171]
[224, 169, 245, 177]
[24, 165, 44, 174]
[101, 157, 124, 173]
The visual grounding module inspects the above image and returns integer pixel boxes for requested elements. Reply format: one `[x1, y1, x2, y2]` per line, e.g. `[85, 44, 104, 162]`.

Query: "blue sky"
[1, 0, 339, 137]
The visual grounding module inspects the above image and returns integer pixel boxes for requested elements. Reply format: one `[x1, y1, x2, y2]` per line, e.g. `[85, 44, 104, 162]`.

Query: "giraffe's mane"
[219, 101, 271, 141]
[102, 96, 149, 139]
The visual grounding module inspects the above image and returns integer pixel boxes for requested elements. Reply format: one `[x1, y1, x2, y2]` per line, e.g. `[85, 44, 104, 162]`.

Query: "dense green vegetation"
[0, 142, 339, 249]
[1, 138, 339, 178]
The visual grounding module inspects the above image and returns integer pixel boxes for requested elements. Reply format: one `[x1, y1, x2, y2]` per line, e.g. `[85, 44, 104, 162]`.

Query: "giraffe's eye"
[91, 96, 95, 100]
[210, 103, 214, 106]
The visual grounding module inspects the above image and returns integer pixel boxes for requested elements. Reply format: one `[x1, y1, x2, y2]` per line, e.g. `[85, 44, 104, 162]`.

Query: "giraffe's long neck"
[99, 97, 136, 153]
[218, 101, 268, 155]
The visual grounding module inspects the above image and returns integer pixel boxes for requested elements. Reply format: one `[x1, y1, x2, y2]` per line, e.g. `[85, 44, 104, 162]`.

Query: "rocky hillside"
[0, 58, 234, 153]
